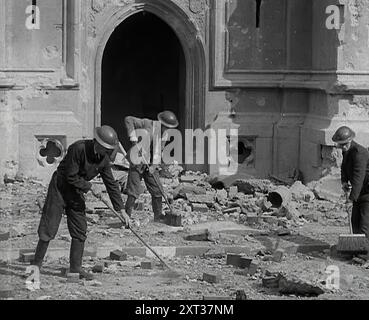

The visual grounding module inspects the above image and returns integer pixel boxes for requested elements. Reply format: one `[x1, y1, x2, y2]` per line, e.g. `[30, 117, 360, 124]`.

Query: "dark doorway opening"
[101, 11, 186, 152]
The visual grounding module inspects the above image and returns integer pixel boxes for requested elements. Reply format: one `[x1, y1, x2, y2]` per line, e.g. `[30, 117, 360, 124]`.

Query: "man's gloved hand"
[118, 210, 131, 229]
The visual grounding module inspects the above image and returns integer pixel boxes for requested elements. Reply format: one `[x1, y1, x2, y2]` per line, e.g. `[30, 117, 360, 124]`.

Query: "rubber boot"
[31, 239, 49, 268]
[69, 238, 94, 281]
[125, 195, 136, 218]
[152, 197, 165, 222]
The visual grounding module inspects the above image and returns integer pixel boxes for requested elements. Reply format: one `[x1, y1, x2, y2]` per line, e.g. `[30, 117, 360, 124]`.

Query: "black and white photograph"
[1, 0, 369, 309]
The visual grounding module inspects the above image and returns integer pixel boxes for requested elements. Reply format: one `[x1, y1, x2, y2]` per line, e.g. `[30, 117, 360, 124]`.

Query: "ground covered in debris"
[1, 168, 369, 300]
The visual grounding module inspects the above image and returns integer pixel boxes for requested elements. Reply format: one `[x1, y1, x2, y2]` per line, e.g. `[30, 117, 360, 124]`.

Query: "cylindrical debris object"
[267, 186, 292, 208]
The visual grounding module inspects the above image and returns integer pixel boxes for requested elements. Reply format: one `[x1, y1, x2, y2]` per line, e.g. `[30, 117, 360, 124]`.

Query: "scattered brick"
[66, 273, 80, 283]
[191, 203, 209, 213]
[226, 254, 242, 267]
[184, 229, 209, 241]
[239, 257, 253, 269]
[92, 262, 104, 273]
[105, 219, 124, 229]
[110, 250, 127, 261]
[19, 252, 35, 263]
[0, 289, 14, 299]
[203, 296, 233, 300]
[0, 232, 10, 242]
[235, 290, 247, 300]
[273, 249, 285, 262]
[203, 272, 221, 284]
[228, 186, 238, 199]
[141, 261, 153, 269]
[222, 207, 241, 215]
[186, 193, 214, 205]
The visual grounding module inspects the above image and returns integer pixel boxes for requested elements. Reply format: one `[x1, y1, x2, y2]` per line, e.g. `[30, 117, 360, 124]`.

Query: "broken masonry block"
[66, 273, 80, 283]
[134, 201, 144, 211]
[141, 261, 153, 269]
[239, 257, 253, 269]
[110, 250, 127, 261]
[235, 290, 247, 300]
[105, 219, 124, 229]
[226, 254, 242, 267]
[186, 193, 214, 205]
[19, 252, 35, 263]
[184, 229, 209, 241]
[165, 212, 182, 227]
[228, 186, 238, 199]
[0, 289, 14, 299]
[248, 262, 258, 275]
[262, 276, 281, 289]
[203, 296, 233, 300]
[203, 272, 221, 284]
[191, 203, 209, 213]
[92, 262, 104, 273]
[273, 249, 285, 262]
[0, 232, 10, 242]
[180, 175, 199, 183]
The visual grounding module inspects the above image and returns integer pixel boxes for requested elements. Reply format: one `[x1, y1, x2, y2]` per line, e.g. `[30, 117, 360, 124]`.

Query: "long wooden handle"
[345, 193, 353, 234]
[92, 191, 171, 269]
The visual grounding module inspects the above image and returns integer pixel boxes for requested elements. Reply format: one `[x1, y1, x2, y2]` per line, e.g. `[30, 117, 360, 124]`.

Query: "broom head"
[337, 234, 369, 253]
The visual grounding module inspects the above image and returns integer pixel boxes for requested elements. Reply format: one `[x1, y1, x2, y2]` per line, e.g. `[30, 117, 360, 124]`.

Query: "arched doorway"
[101, 12, 186, 152]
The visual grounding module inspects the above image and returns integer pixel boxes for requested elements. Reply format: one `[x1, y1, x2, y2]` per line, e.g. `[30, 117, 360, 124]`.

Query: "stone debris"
[109, 250, 127, 261]
[203, 272, 222, 284]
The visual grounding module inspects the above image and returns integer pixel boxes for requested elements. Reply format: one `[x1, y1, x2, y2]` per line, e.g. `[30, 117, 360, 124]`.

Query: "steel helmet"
[157, 111, 179, 129]
[332, 126, 356, 144]
[94, 125, 119, 150]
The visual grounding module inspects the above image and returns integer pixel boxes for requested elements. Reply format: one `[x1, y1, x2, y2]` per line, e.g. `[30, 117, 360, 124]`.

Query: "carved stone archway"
[92, 1, 206, 138]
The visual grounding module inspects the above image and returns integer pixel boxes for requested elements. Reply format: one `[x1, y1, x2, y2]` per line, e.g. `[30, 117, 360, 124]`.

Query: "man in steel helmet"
[31, 126, 130, 280]
[332, 126, 369, 243]
[124, 111, 179, 222]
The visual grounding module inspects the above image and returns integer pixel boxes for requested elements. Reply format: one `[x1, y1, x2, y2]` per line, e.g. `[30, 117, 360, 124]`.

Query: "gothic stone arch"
[91, 1, 206, 138]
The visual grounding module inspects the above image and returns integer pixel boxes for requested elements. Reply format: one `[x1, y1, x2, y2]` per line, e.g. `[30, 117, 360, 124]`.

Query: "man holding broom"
[332, 126, 369, 259]
[31, 126, 131, 280]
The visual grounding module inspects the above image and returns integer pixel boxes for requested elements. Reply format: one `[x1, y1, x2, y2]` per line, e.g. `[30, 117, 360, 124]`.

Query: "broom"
[336, 192, 368, 254]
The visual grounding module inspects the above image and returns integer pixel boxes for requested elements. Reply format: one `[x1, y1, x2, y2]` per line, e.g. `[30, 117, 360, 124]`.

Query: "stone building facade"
[1, 0, 369, 183]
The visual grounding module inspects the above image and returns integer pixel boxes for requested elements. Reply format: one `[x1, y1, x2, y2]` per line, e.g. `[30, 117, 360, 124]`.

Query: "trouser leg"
[352, 202, 361, 234]
[358, 201, 369, 238]
[125, 195, 136, 217]
[31, 240, 50, 268]
[143, 170, 164, 221]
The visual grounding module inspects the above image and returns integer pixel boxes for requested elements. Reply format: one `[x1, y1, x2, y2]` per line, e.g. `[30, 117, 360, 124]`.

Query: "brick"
[273, 249, 285, 262]
[0, 289, 14, 299]
[203, 296, 233, 300]
[92, 262, 104, 273]
[141, 261, 153, 269]
[186, 193, 214, 205]
[235, 290, 247, 300]
[105, 219, 124, 229]
[184, 229, 209, 241]
[110, 250, 127, 261]
[66, 273, 80, 283]
[239, 257, 253, 269]
[222, 207, 241, 215]
[226, 254, 242, 267]
[19, 252, 35, 263]
[0, 232, 10, 242]
[203, 273, 221, 284]
[165, 212, 182, 227]
[228, 186, 238, 199]
[262, 276, 280, 289]
[180, 175, 199, 183]
[191, 203, 209, 213]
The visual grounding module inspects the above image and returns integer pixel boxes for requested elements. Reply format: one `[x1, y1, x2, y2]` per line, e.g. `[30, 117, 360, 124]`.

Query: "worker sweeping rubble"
[31, 126, 131, 281]
[124, 111, 179, 222]
[332, 126, 369, 261]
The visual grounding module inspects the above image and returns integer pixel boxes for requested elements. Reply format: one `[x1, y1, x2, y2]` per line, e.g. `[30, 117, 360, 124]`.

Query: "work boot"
[31, 239, 50, 268]
[152, 197, 165, 222]
[125, 195, 136, 218]
[69, 238, 94, 281]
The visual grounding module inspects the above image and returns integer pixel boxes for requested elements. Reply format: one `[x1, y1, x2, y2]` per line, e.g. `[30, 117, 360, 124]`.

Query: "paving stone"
[92, 262, 104, 273]
[110, 250, 127, 261]
[19, 252, 35, 263]
[191, 203, 209, 213]
[184, 229, 209, 241]
[0, 232, 10, 242]
[239, 257, 253, 269]
[141, 261, 153, 269]
[226, 254, 242, 267]
[203, 272, 221, 284]
[165, 212, 182, 227]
